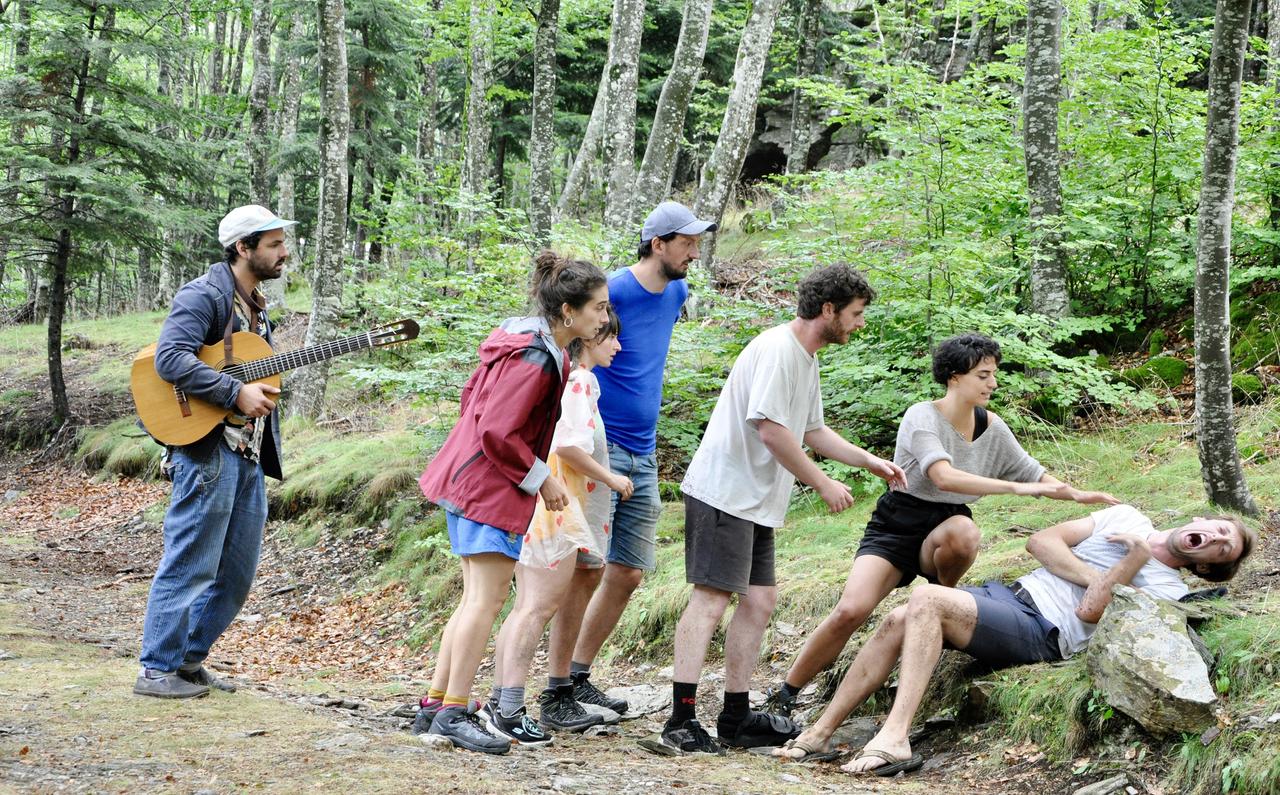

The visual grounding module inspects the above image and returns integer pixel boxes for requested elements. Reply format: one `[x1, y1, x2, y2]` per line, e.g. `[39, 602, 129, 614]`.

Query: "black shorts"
[854, 490, 973, 588]
[959, 581, 1062, 668]
[683, 495, 776, 595]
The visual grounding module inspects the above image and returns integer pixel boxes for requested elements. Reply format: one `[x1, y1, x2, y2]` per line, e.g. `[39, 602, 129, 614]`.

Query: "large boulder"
[1085, 585, 1217, 735]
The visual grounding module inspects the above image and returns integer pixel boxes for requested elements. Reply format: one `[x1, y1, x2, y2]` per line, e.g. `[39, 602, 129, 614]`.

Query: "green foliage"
[1122, 355, 1189, 390]
[1231, 373, 1264, 403]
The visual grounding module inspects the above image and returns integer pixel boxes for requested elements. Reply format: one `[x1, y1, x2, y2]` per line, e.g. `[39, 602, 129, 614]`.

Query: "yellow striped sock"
[427, 688, 446, 701]
[443, 693, 468, 708]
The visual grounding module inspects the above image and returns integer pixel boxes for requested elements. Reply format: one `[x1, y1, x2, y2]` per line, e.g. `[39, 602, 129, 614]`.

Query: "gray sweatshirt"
[894, 402, 1045, 504]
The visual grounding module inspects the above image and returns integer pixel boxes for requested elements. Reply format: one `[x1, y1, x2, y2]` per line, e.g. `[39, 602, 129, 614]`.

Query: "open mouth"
[1184, 531, 1205, 549]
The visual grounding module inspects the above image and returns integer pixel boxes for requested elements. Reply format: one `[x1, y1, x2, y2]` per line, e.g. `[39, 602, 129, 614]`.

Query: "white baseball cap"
[218, 205, 297, 248]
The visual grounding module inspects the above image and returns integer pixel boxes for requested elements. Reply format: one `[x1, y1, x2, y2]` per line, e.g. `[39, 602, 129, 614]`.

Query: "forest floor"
[0, 454, 1150, 795]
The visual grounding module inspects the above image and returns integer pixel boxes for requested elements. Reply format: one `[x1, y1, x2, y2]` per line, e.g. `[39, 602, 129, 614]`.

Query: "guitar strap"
[222, 262, 267, 365]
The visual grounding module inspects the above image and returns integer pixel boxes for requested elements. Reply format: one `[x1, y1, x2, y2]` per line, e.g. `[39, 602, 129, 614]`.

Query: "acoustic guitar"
[131, 319, 419, 446]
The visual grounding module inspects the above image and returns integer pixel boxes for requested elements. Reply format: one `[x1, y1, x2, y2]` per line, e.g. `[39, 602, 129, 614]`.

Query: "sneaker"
[428, 704, 510, 755]
[762, 684, 796, 718]
[659, 718, 725, 755]
[716, 709, 801, 749]
[413, 699, 481, 734]
[571, 671, 628, 714]
[177, 664, 236, 693]
[132, 669, 210, 700]
[538, 686, 604, 733]
[488, 705, 554, 747]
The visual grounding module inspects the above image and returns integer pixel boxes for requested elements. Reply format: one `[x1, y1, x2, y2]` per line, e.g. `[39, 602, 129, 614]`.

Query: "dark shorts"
[855, 491, 973, 588]
[959, 581, 1062, 668]
[683, 495, 776, 595]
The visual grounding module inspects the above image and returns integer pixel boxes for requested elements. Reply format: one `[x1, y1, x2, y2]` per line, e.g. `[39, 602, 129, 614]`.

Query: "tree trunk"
[0, 0, 31, 293]
[416, 0, 443, 216]
[210, 10, 227, 96]
[289, 0, 350, 419]
[601, 0, 647, 231]
[528, 0, 561, 246]
[1268, 0, 1280, 268]
[249, 0, 273, 204]
[461, 0, 495, 271]
[556, 66, 609, 218]
[693, 0, 785, 268]
[632, 0, 714, 216]
[785, 0, 822, 174]
[1193, 0, 1258, 514]
[276, 11, 303, 279]
[228, 12, 250, 98]
[1023, 0, 1071, 317]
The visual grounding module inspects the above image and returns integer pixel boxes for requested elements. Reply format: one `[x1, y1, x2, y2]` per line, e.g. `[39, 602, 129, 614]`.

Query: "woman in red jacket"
[415, 251, 610, 754]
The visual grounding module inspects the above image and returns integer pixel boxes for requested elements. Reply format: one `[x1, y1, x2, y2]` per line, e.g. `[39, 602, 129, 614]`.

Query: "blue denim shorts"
[446, 512, 524, 560]
[595, 442, 660, 572]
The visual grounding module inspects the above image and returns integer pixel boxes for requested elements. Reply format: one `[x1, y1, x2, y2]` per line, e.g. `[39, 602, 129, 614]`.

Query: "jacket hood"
[479, 315, 561, 366]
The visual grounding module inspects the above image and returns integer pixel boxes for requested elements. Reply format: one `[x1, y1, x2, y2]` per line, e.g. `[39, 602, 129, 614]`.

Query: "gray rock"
[580, 702, 621, 724]
[1086, 585, 1217, 735]
[1072, 773, 1128, 795]
[830, 716, 878, 749]
[583, 724, 619, 738]
[417, 733, 454, 752]
[609, 684, 667, 718]
[4, 490, 21, 503]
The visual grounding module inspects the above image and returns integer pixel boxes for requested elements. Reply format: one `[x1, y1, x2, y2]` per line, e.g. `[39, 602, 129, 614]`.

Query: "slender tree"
[1193, 0, 1258, 514]
[1024, 0, 1070, 317]
[290, 0, 350, 418]
[528, 0, 561, 246]
[460, 0, 495, 271]
[601, 0, 646, 231]
[556, 67, 608, 218]
[275, 11, 304, 277]
[249, 0, 282, 308]
[631, 0, 714, 217]
[785, 0, 822, 175]
[694, 0, 785, 268]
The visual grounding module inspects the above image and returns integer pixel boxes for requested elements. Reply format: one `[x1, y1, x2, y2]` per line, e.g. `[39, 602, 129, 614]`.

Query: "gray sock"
[498, 686, 525, 717]
[570, 661, 591, 677]
[548, 675, 572, 689]
[490, 686, 503, 705]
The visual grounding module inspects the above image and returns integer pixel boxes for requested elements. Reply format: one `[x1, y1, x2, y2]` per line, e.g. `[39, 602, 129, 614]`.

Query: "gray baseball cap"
[640, 201, 718, 243]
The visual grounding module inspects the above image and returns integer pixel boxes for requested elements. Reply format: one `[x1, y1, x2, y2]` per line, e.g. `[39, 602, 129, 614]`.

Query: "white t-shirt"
[1018, 504, 1189, 658]
[551, 368, 611, 547]
[680, 324, 824, 527]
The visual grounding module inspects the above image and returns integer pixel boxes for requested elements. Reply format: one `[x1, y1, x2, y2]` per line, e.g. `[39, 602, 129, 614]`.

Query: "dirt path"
[0, 459, 1039, 794]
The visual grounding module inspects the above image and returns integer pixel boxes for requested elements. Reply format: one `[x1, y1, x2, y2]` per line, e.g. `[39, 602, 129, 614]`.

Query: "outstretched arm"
[804, 425, 907, 491]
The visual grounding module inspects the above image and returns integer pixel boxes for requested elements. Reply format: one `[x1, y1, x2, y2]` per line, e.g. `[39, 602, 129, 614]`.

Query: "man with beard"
[544, 202, 716, 718]
[655, 264, 908, 753]
[774, 507, 1254, 775]
[134, 205, 294, 698]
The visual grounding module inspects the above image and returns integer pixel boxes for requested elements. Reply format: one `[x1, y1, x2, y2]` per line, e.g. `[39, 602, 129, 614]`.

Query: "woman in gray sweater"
[766, 334, 1119, 727]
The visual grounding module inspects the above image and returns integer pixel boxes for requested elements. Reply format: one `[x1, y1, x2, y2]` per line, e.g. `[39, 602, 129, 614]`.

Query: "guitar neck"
[222, 331, 375, 382]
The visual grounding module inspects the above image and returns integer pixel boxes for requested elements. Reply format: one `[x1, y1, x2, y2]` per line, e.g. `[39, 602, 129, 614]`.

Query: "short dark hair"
[637, 232, 678, 260]
[1192, 515, 1257, 582]
[531, 249, 607, 325]
[568, 304, 621, 361]
[223, 230, 266, 266]
[932, 334, 1002, 385]
[796, 264, 876, 319]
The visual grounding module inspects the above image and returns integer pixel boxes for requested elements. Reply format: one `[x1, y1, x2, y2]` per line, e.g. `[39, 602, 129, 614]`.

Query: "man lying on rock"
[772, 504, 1255, 775]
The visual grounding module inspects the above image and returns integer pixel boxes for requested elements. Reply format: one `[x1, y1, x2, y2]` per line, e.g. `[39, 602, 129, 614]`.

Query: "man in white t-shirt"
[655, 264, 909, 755]
[774, 504, 1256, 775]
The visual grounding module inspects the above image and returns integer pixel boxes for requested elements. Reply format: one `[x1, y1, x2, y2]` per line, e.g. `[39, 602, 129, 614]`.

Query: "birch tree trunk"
[632, 0, 713, 217]
[1193, 0, 1257, 514]
[416, 0, 444, 217]
[693, 0, 785, 267]
[276, 11, 303, 279]
[289, 0, 350, 419]
[785, 0, 822, 174]
[601, 0, 646, 231]
[249, 0, 283, 309]
[556, 67, 608, 218]
[461, 0, 495, 271]
[528, 0, 561, 246]
[1023, 0, 1071, 317]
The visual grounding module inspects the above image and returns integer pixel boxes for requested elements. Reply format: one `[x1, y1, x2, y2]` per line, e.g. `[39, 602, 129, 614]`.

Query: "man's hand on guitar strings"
[235, 383, 280, 418]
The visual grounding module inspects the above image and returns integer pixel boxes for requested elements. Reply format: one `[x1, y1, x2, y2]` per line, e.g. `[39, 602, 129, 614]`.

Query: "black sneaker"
[488, 705, 554, 747]
[428, 704, 510, 755]
[660, 718, 725, 755]
[177, 664, 237, 693]
[762, 684, 796, 718]
[412, 703, 440, 735]
[538, 686, 604, 733]
[571, 671, 628, 714]
[716, 710, 801, 748]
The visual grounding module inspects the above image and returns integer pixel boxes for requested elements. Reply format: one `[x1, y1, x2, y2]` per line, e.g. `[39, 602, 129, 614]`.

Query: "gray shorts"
[683, 495, 776, 595]
[959, 581, 1062, 668]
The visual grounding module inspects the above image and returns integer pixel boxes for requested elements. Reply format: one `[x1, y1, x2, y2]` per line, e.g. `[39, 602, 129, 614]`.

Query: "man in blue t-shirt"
[546, 201, 716, 716]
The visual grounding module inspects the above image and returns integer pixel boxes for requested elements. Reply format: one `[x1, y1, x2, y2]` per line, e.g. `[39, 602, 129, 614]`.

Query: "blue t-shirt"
[595, 268, 688, 454]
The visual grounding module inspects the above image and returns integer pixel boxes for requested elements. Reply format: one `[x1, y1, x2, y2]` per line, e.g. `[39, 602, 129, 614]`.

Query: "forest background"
[2, 0, 1280, 790]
